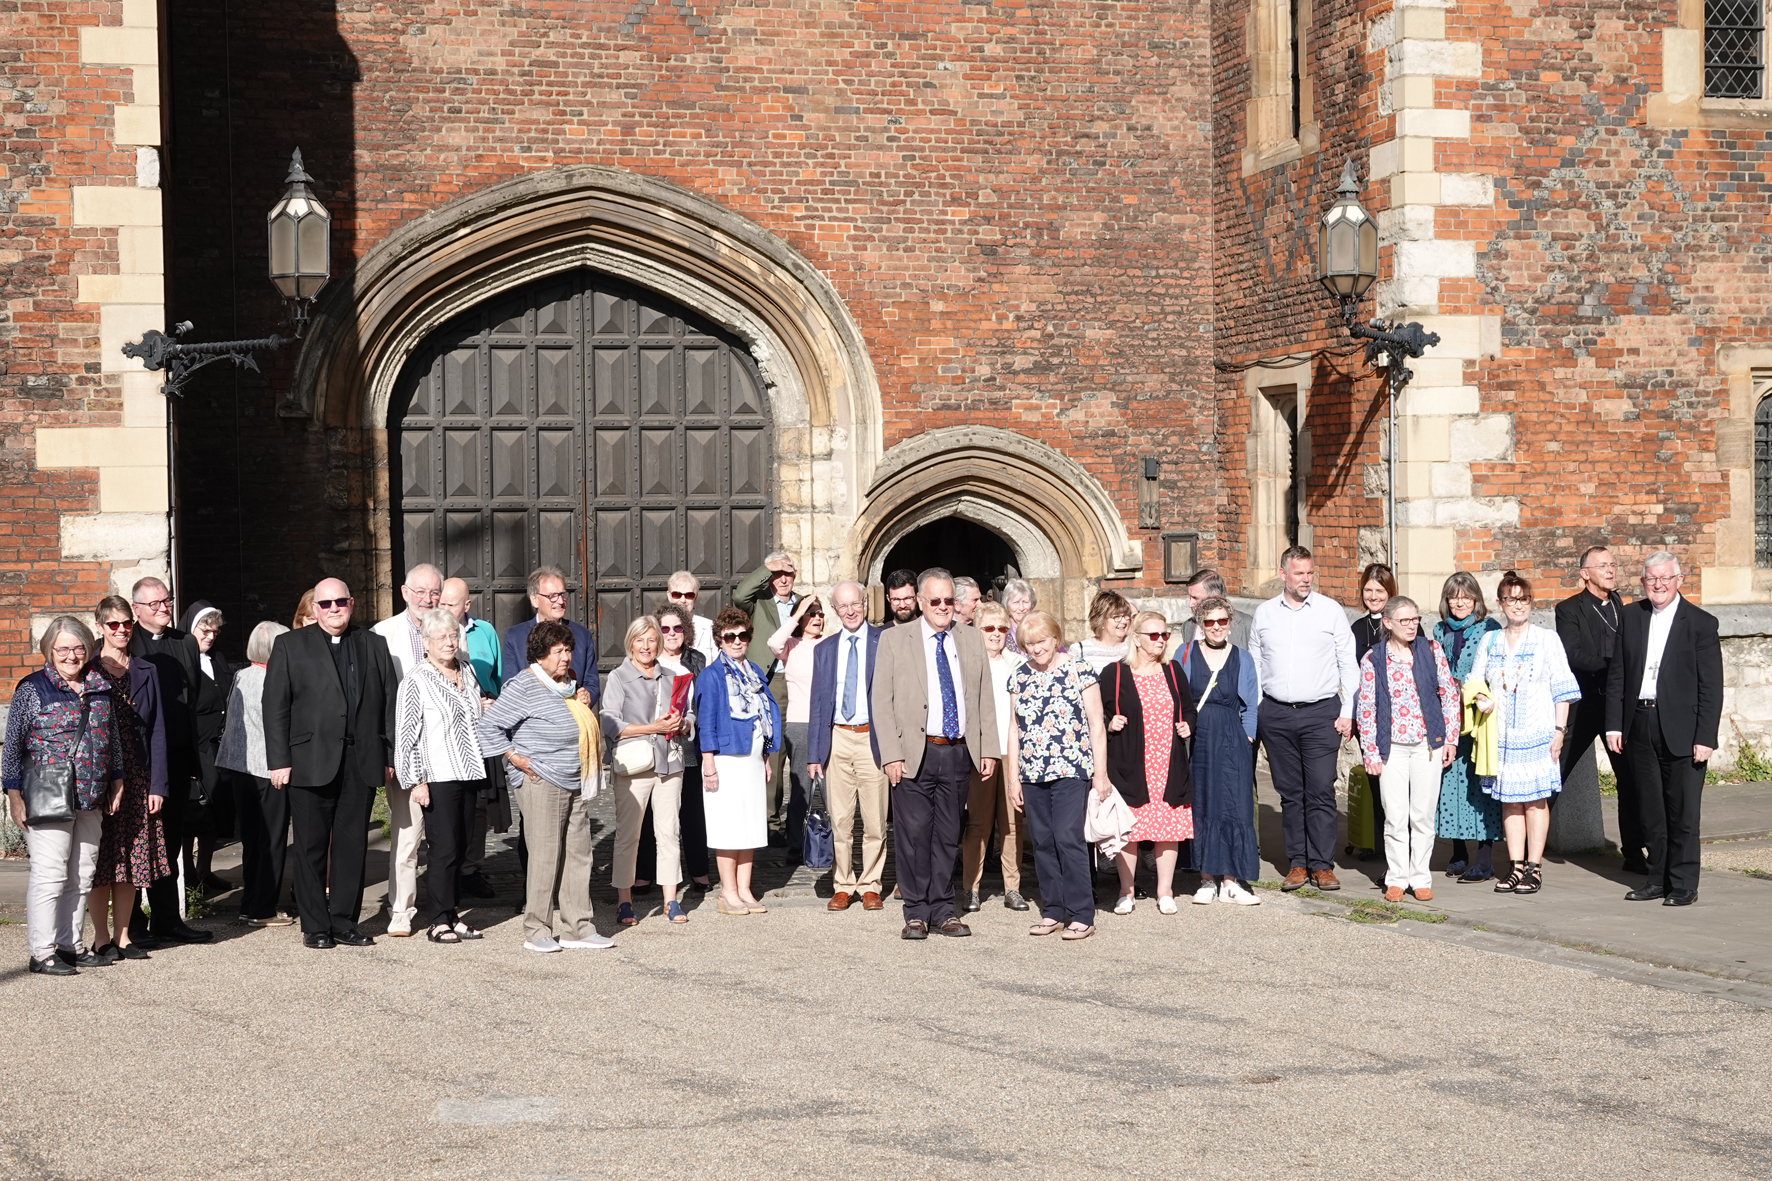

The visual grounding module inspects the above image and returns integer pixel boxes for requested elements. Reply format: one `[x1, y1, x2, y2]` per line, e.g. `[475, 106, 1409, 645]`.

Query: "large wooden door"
[391, 271, 774, 670]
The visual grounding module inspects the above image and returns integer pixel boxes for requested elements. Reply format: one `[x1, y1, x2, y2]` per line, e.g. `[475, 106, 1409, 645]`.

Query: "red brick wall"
[0, 2, 131, 690]
[163, 0, 1221, 626]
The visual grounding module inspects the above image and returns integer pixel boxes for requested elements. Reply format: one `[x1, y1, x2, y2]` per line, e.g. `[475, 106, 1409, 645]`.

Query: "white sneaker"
[1192, 882, 1218, 905]
[1220, 879, 1262, 906]
[523, 935, 562, 953]
[1156, 895, 1178, 915]
[560, 933, 616, 950]
[1113, 894, 1136, 915]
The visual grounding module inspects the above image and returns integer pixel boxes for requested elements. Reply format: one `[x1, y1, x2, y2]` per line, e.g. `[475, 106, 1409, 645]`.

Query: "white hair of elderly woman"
[245, 620, 290, 664]
[419, 607, 463, 643]
[38, 615, 95, 663]
[1001, 578, 1035, 608]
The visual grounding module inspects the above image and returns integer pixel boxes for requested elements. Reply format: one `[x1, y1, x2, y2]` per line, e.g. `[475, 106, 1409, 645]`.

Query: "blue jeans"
[1022, 777, 1094, 924]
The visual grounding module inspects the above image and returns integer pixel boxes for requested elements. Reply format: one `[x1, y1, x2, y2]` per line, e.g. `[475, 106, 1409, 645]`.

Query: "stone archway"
[284, 165, 882, 615]
[852, 426, 1143, 637]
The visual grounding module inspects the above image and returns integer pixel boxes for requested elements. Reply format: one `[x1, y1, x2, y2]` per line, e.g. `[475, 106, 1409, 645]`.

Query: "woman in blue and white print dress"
[1469, 571, 1581, 897]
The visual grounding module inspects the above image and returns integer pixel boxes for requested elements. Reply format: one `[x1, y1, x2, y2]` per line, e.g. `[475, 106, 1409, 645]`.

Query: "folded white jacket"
[1084, 785, 1137, 859]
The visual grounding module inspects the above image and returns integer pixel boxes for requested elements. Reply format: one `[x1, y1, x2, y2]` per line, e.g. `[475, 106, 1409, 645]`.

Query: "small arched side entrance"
[879, 518, 1018, 596]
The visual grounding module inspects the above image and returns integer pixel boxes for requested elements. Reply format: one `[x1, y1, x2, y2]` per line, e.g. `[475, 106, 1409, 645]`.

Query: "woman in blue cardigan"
[695, 607, 783, 916]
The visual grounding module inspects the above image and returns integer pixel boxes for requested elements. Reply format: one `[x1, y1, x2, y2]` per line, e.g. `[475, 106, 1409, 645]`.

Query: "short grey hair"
[131, 576, 168, 603]
[764, 550, 794, 568]
[1001, 578, 1035, 608]
[952, 576, 980, 598]
[1382, 595, 1420, 621]
[40, 616, 95, 663]
[246, 621, 289, 664]
[1186, 568, 1227, 596]
[917, 567, 954, 595]
[1643, 550, 1681, 577]
[419, 607, 462, 644]
[832, 579, 866, 604]
[667, 570, 701, 593]
[404, 563, 443, 589]
[527, 565, 567, 597]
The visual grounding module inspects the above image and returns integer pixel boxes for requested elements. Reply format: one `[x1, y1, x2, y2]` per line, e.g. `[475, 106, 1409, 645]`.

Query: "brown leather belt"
[835, 723, 871, 733]
[926, 735, 966, 746]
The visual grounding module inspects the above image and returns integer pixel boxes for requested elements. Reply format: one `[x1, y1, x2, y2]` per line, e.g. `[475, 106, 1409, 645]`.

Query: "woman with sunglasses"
[960, 600, 1029, 911]
[1102, 610, 1196, 913]
[86, 596, 170, 960]
[635, 603, 712, 894]
[1433, 571, 1502, 881]
[1079, 590, 1133, 675]
[1469, 571, 1581, 895]
[665, 570, 717, 662]
[768, 594, 827, 868]
[695, 607, 782, 915]
[1182, 596, 1263, 904]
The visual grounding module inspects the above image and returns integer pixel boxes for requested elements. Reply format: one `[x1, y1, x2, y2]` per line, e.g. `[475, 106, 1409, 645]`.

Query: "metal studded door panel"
[391, 271, 774, 668]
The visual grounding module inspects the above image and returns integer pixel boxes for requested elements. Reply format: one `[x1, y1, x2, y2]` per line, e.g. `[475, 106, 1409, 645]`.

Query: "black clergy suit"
[1555, 587, 1643, 868]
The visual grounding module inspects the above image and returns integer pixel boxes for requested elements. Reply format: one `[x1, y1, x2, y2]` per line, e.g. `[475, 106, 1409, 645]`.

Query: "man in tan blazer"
[870, 569, 1000, 939]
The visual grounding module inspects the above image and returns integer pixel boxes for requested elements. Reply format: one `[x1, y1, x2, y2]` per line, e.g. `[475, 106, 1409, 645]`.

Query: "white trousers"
[24, 807, 102, 961]
[385, 784, 425, 929]
[1379, 741, 1441, 889]
[613, 771, 683, 890]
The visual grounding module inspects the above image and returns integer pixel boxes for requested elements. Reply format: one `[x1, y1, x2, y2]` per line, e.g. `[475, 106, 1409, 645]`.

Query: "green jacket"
[733, 563, 799, 676]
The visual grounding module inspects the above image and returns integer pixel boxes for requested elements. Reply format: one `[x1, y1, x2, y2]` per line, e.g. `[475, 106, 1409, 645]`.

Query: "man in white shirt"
[370, 562, 442, 936]
[666, 569, 717, 663]
[1247, 546, 1358, 892]
[806, 581, 889, 911]
[1605, 552, 1723, 906]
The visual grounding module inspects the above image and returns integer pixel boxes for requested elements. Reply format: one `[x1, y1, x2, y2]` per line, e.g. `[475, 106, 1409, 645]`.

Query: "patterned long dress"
[92, 664, 170, 886]
[1470, 625, 1582, 803]
[1123, 668, 1193, 842]
[1433, 615, 1503, 839]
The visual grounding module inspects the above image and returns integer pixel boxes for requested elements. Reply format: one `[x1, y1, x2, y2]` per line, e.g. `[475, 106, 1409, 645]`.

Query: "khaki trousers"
[766, 672, 790, 821]
[962, 758, 1024, 893]
[613, 770, 682, 889]
[825, 726, 889, 893]
[384, 783, 425, 931]
[516, 774, 594, 941]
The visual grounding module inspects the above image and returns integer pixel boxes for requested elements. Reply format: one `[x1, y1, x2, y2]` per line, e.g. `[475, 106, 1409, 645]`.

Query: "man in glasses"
[499, 566, 599, 705]
[1178, 569, 1252, 651]
[263, 578, 401, 948]
[871, 568, 1000, 939]
[806, 580, 889, 911]
[370, 563, 445, 936]
[1605, 552, 1722, 907]
[126, 576, 212, 945]
[666, 570, 717, 663]
[1555, 545, 1644, 872]
[882, 569, 920, 627]
[735, 551, 801, 832]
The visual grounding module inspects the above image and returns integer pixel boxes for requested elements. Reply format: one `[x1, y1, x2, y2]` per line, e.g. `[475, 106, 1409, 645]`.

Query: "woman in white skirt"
[693, 607, 782, 916]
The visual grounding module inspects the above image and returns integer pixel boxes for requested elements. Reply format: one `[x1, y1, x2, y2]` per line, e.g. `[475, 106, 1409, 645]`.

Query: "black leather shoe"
[459, 871, 495, 899]
[113, 943, 151, 960]
[1624, 883, 1668, 901]
[155, 923, 214, 944]
[1663, 890, 1698, 907]
[303, 932, 336, 949]
[55, 947, 111, 968]
[89, 944, 123, 965]
[29, 956, 77, 976]
[333, 930, 375, 947]
[128, 928, 164, 950]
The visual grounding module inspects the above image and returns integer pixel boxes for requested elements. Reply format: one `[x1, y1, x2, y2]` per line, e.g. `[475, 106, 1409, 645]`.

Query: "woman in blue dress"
[1182, 596, 1262, 905]
[1433, 571, 1502, 882]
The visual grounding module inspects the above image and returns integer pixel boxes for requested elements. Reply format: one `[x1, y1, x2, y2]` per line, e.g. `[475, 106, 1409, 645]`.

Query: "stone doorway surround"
[284, 165, 883, 617]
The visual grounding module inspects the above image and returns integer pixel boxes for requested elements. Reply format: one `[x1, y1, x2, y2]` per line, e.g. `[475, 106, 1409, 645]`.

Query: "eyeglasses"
[1138, 630, 1170, 641]
[133, 598, 172, 612]
[668, 590, 697, 600]
[1498, 595, 1531, 605]
[1644, 575, 1680, 586]
[315, 597, 353, 610]
[537, 591, 568, 603]
[102, 620, 134, 631]
[1200, 618, 1231, 629]
[50, 645, 86, 659]
[659, 624, 684, 634]
[924, 597, 955, 607]
[1391, 616, 1421, 626]
[1448, 594, 1474, 602]
[720, 631, 753, 643]
[407, 588, 441, 602]
[979, 625, 1009, 634]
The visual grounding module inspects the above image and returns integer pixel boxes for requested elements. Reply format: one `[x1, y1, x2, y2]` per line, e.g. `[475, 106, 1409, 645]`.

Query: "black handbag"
[20, 695, 91, 826]
[801, 773, 834, 870]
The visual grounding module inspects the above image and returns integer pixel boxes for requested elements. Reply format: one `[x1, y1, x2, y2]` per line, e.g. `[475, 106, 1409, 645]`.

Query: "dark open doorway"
[880, 518, 1019, 597]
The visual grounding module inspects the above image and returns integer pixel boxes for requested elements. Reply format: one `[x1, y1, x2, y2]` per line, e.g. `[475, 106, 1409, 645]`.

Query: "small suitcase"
[1344, 766, 1377, 857]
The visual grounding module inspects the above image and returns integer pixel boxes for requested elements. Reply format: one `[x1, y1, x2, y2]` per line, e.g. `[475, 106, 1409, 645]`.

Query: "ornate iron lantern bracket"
[121, 322, 291, 398]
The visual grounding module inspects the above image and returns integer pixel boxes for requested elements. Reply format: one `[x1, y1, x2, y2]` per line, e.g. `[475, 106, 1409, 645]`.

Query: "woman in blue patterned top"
[3, 617, 125, 976]
[1433, 572, 1502, 882]
[1006, 610, 1112, 941]
[1469, 571, 1581, 896]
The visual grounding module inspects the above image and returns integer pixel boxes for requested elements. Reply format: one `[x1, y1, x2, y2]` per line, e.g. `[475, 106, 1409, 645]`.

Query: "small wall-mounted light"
[1138, 456, 1161, 529]
[1161, 532, 1198, 584]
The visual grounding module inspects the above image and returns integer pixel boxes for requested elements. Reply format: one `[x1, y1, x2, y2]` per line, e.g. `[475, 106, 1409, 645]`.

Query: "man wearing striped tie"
[806, 581, 889, 913]
[870, 569, 1001, 940]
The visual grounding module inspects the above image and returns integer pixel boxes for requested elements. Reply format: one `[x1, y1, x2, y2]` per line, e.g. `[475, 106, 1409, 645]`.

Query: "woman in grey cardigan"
[218, 621, 295, 927]
[603, 616, 686, 926]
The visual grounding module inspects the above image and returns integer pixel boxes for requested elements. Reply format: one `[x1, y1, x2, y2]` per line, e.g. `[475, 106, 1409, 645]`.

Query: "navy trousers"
[1258, 696, 1342, 872]
[892, 741, 971, 924]
[1022, 776, 1094, 924]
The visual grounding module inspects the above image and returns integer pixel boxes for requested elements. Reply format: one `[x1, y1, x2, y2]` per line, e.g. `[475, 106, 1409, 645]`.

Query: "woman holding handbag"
[1102, 611, 1196, 915]
[604, 616, 687, 926]
[2, 617, 126, 976]
[1182, 596, 1263, 905]
[635, 603, 710, 894]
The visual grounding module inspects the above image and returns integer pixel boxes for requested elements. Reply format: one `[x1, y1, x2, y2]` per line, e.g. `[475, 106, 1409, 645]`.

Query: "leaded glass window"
[1707, 0, 1765, 99]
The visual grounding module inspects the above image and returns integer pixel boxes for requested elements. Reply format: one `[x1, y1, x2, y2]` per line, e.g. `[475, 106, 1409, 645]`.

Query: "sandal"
[744, 900, 768, 914]
[665, 900, 688, 924]
[617, 902, 638, 926]
[1514, 861, 1542, 895]
[453, 923, 483, 940]
[1028, 918, 1063, 936]
[426, 924, 461, 944]
[1494, 863, 1526, 894]
[1060, 922, 1095, 941]
[716, 898, 750, 916]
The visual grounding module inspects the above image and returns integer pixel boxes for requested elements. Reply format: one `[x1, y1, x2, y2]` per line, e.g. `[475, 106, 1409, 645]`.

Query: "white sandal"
[1113, 894, 1135, 915]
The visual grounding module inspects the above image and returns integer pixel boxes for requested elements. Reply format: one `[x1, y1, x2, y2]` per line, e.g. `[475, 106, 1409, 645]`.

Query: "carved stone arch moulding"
[284, 165, 883, 612]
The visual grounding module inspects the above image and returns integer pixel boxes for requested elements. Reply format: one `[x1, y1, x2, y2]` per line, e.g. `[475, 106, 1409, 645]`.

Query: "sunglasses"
[721, 631, 753, 643]
[316, 597, 353, 610]
[668, 590, 697, 600]
[659, 624, 684, 634]
[1200, 618, 1231, 628]
[924, 597, 955, 607]
[103, 619, 135, 631]
[979, 625, 1009, 634]
[1138, 630, 1170, 641]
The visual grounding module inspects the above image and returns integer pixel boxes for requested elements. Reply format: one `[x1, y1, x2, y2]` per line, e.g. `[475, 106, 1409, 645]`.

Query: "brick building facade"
[6, 0, 1772, 745]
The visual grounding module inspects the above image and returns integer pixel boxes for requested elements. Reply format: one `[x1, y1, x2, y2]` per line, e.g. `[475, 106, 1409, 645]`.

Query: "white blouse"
[394, 661, 487, 789]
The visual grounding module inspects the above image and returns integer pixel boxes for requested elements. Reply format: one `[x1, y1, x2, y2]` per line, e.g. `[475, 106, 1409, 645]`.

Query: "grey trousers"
[516, 774, 595, 942]
[24, 807, 102, 961]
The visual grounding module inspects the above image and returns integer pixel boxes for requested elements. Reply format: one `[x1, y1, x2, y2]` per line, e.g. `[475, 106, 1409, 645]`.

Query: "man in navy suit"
[500, 566, 599, 706]
[806, 580, 888, 911]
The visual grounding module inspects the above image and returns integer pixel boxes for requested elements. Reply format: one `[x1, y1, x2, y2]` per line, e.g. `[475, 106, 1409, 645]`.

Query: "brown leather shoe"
[827, 892, 852, 911]
[1281, 866, 1310, 891]
[1383, 886, 1405, 902]
[933, 916, 972, 937]
[901, 920, 928, 940]
[1313, 869, 1342, 891]
[861, 892, 883, 911]
[1413, 886, 1433, 902]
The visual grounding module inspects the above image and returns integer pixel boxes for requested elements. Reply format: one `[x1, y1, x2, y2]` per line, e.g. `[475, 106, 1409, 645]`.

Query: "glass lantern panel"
[1330, 221, 1357, 273]
[297, 211, 330, 278]
[269, 213, 296, 276]
[1358, 220, 1378, 275]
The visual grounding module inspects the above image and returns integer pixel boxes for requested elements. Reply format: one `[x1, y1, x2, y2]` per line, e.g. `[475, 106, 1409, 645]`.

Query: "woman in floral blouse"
[1356, 596, 1461, 902]
[1006, 610, 1112, 941]
[2, 617, 125, 976]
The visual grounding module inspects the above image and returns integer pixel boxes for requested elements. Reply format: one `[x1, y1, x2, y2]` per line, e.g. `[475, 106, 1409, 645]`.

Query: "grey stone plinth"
[1548, 740, 1607, 855]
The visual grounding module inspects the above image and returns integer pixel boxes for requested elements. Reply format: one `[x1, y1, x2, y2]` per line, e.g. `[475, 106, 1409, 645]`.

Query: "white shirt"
[920, 617, 968, 737]
[833, 623, 872, 726]
[691, 615, 716, 664]
[1639, 597, 1679, 699]
[1247, 591, 1359, 718]
[988, 651, 1023, 752]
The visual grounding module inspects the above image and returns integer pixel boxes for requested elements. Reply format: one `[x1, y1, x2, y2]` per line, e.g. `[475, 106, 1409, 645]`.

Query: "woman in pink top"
[768, 595, 825, 866]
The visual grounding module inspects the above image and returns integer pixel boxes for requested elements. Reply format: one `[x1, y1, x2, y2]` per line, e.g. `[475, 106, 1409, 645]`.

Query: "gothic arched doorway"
[389, 270, 775, 669]
[879, 518, 1019, 598]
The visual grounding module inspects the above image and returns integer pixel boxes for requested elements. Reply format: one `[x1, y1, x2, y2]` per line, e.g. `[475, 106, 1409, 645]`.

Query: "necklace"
[1590, 594, 1618, 633]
